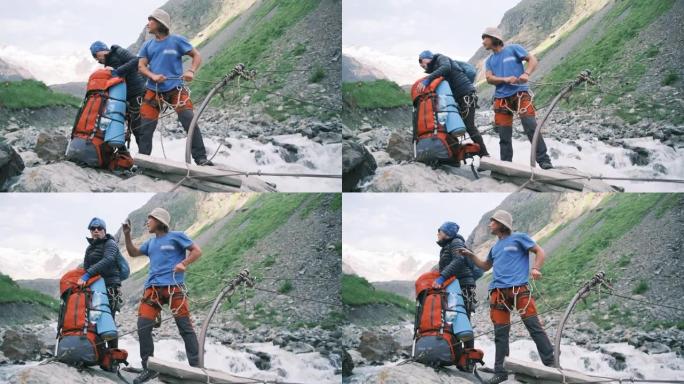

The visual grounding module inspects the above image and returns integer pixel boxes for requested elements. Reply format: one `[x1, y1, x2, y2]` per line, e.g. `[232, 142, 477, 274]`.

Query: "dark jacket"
[105, 45, 146, 100]
[425, 53, 475, 100]
[84, 234, 121, 287]
[437, 234, 476, 287]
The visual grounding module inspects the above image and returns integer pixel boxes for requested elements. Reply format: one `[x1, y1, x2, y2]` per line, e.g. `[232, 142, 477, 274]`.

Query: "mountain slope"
[342, 54, 387, 83]
[0, 274, 58, 325]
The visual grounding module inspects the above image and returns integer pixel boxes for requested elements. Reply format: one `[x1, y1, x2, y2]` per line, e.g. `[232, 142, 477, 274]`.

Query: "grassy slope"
[192, 0, 319, 102]
[0, 80, 81, 109]
[341, 274, 413, 315]
[534, 0, 676, 111]
[342, 79, 411, 110]
[533, 194, 675, 320]
[0, 274, 59, 312]
[186, 193, 311, 301]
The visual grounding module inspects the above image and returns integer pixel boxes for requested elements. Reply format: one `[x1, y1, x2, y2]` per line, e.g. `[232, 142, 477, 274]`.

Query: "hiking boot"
[539, 161, 553, 170]
[133, 369, 159, 384]
[196, 159, 214, 166]
[486, 372, 509, 384]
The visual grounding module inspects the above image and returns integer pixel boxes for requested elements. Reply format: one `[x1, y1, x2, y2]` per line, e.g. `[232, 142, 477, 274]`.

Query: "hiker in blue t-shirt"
[460, 209, 554, 384]
[481, 27, 553, 170]
[137, 9, 213, 166]
[123, 207, 203, 384]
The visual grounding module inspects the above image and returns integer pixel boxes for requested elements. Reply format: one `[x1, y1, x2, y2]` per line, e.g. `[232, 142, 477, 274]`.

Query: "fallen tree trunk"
[134, 154, 277, 192]
[148, 357, 260, 383]
[478, 158, 616, 192]
[504, 358, 602, 383]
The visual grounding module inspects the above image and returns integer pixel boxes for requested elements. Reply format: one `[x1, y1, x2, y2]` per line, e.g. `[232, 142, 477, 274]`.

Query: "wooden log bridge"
[504, 358, 606, 383]
[134, 154, 277, 192]
[478, 157, 619, 192]
[147, 357, 261, 383]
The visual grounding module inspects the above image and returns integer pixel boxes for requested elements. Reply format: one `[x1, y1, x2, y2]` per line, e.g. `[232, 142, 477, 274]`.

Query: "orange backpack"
[413, 271, 484, 370]
[66, 69, 134, 171]
[411, 77, 480, 166]
[57, 268, 129, 372]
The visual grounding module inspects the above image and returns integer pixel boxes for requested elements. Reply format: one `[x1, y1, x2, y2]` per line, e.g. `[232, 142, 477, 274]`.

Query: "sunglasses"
[89, 227, 105, 231]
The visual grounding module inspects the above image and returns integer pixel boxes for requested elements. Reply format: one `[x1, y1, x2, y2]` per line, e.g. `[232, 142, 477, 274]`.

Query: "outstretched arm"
[458, 248, 493, 271]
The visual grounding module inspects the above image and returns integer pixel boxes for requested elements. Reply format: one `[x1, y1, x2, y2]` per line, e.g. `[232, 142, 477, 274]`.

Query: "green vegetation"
[633, 280, 649, 294]
[278, 280, 294, 294]
[186, 193, 311, 302]
[661, 71, 680, 86]
[341, 274, 413, 314]
[342, 80, 411, 110]
[534, 194, 667, 312]
[308, 65, 326, 83]
[192, 0, 319, 105]
[535, 0, 676, 108]
[0, 80, 81, 109]
[0, 274, 59, 312]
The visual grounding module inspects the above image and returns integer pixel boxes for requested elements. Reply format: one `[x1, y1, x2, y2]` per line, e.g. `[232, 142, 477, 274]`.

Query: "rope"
[251, 286, 341, 307]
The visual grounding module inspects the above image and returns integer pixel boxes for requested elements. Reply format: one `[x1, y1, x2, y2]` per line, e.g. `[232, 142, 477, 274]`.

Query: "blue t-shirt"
[138, 34, 193, 92]
[140, 231, 193, 288]
[486, 232, 536, 289]
[485, 44, 530, 98]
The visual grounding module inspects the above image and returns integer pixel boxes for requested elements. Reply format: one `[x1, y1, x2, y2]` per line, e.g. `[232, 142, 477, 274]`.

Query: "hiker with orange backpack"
[90, 41, 146, 150]
[481, 27, 553, 169]
[136, 9, 213, 166]
[459, 210, 554, 384]
[123, 207, 202, 384]
[433, 222, 480, 367]
[417, 51, 489, 157]
[77, 217, 125, 349]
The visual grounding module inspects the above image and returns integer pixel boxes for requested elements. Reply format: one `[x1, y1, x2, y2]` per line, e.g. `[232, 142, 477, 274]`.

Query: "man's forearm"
[124, 234, 141, 257]
[532, 247, 545, 269]
[138, 62, 155, 79]
[183, 248, 201, 265]
[524, 55, 538, 75]
[486, 74, 508, 85]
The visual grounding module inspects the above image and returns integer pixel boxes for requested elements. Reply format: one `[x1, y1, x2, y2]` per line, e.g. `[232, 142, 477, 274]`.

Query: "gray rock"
[343, 141, 377, 192]
[7, 162, 181, 192]
[1, 329, 43, 361]
[362, 163, 470, 192]
[34, 132, 68, 162]
[357, 331, 400, 363]
[386, 132, 413, 162]
[0, 142, 25, 190]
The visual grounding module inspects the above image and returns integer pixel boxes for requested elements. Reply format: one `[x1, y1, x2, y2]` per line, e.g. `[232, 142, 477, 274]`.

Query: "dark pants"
[138, 88, 209, 164]
[106, 285, 121, 349]
[127, 95, 143, 149]
[462, 285, 477, 350]
[457, 94, 489, 157]
[493, 92, 551, 165]
[137, 286, 199, 369]
[490, 286, 554, 373]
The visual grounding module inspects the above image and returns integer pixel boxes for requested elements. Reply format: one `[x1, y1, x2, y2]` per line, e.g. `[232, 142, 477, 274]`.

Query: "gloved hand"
[78, 273, 90, 287]
[432, 276, 445, 289]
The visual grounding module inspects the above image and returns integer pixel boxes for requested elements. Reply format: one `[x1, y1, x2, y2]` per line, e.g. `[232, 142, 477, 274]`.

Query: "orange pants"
[489, 285, 539, 325]
[138, 285, 191, 320]
[140, 88, 194, 120]
[493, 91, 536, 128]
